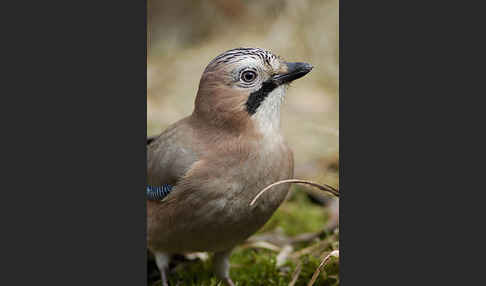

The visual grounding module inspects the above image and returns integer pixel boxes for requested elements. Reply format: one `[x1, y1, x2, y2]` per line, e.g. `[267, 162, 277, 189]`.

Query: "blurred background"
[148, 0, 339, 285]
[148, 0, 338, 189]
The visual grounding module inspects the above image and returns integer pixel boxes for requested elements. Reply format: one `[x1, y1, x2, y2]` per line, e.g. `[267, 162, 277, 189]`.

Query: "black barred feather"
[206, 47, 278, 71]
[147, 184, 173, 201]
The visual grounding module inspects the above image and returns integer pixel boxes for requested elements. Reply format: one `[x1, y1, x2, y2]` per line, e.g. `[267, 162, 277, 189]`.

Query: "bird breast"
[148, 136, 293, 253]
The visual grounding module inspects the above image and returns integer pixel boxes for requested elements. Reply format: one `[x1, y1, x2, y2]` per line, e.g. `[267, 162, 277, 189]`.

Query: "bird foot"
[153, 252, 170, 286]
[159, 271, 169, 286]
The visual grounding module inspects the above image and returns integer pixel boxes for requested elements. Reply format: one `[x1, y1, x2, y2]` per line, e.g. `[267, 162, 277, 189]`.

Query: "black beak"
[273, 62, 313, 85]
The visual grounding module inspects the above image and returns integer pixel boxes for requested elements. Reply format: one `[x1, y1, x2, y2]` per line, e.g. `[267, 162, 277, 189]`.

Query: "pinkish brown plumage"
[147, 47, 312, 286]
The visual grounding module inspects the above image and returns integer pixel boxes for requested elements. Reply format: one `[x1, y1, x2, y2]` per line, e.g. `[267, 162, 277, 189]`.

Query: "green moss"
[167, 260, 218, 286]
[230, 249, 289, 286]
[158, 248, 339, 286]
[259, 188, 329, 236]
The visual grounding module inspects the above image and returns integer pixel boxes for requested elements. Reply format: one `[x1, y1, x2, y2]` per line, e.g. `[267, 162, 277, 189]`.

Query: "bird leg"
[154, 252, 170, 286]
[213, 249, 235, 286]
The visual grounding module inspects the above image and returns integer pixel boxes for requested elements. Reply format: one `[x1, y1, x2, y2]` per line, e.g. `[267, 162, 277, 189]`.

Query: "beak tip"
[303, 63, 313, 72]
[275, 62, 314, 85]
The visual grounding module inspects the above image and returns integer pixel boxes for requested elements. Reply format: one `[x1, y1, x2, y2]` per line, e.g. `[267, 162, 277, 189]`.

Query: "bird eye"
[241, 71, 257, 83]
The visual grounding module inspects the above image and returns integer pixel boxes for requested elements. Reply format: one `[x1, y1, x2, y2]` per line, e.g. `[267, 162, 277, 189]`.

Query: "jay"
[147, 47, 313, 286]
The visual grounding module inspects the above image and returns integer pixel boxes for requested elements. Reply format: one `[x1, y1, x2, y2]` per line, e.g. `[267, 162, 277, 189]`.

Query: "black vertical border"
[2, 0, 148, 285]
[340, 0, 484, 285]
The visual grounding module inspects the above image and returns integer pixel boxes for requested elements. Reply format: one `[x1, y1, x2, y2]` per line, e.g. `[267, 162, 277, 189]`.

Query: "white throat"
[252, 85, 286, 137]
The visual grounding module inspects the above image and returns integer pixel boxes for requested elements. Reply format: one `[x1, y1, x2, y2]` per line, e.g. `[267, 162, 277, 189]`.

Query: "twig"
[288, 260, 303, 286]
[307, 250, 339, 286]
[247, 229, 325, 247]
[290, 239, 332, 259]
[276, 245, 294, 267]
[249, 179, 339, 206]
[239, 241, 281, 252]
[288, 230, 326, 244]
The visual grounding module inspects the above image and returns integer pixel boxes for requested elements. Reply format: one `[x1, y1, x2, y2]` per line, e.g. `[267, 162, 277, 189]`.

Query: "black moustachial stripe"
[246, 79, 278, 115]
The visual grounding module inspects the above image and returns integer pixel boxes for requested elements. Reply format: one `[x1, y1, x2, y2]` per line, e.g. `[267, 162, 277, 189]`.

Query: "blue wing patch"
[147, 184, 173, 201]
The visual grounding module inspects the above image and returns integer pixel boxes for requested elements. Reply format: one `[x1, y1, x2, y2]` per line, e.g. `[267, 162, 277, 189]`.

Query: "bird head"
[193, 48, 313, 134]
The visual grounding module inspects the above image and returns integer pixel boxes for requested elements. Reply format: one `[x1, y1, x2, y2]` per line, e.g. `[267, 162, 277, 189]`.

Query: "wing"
[147, 117, 200, 187]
